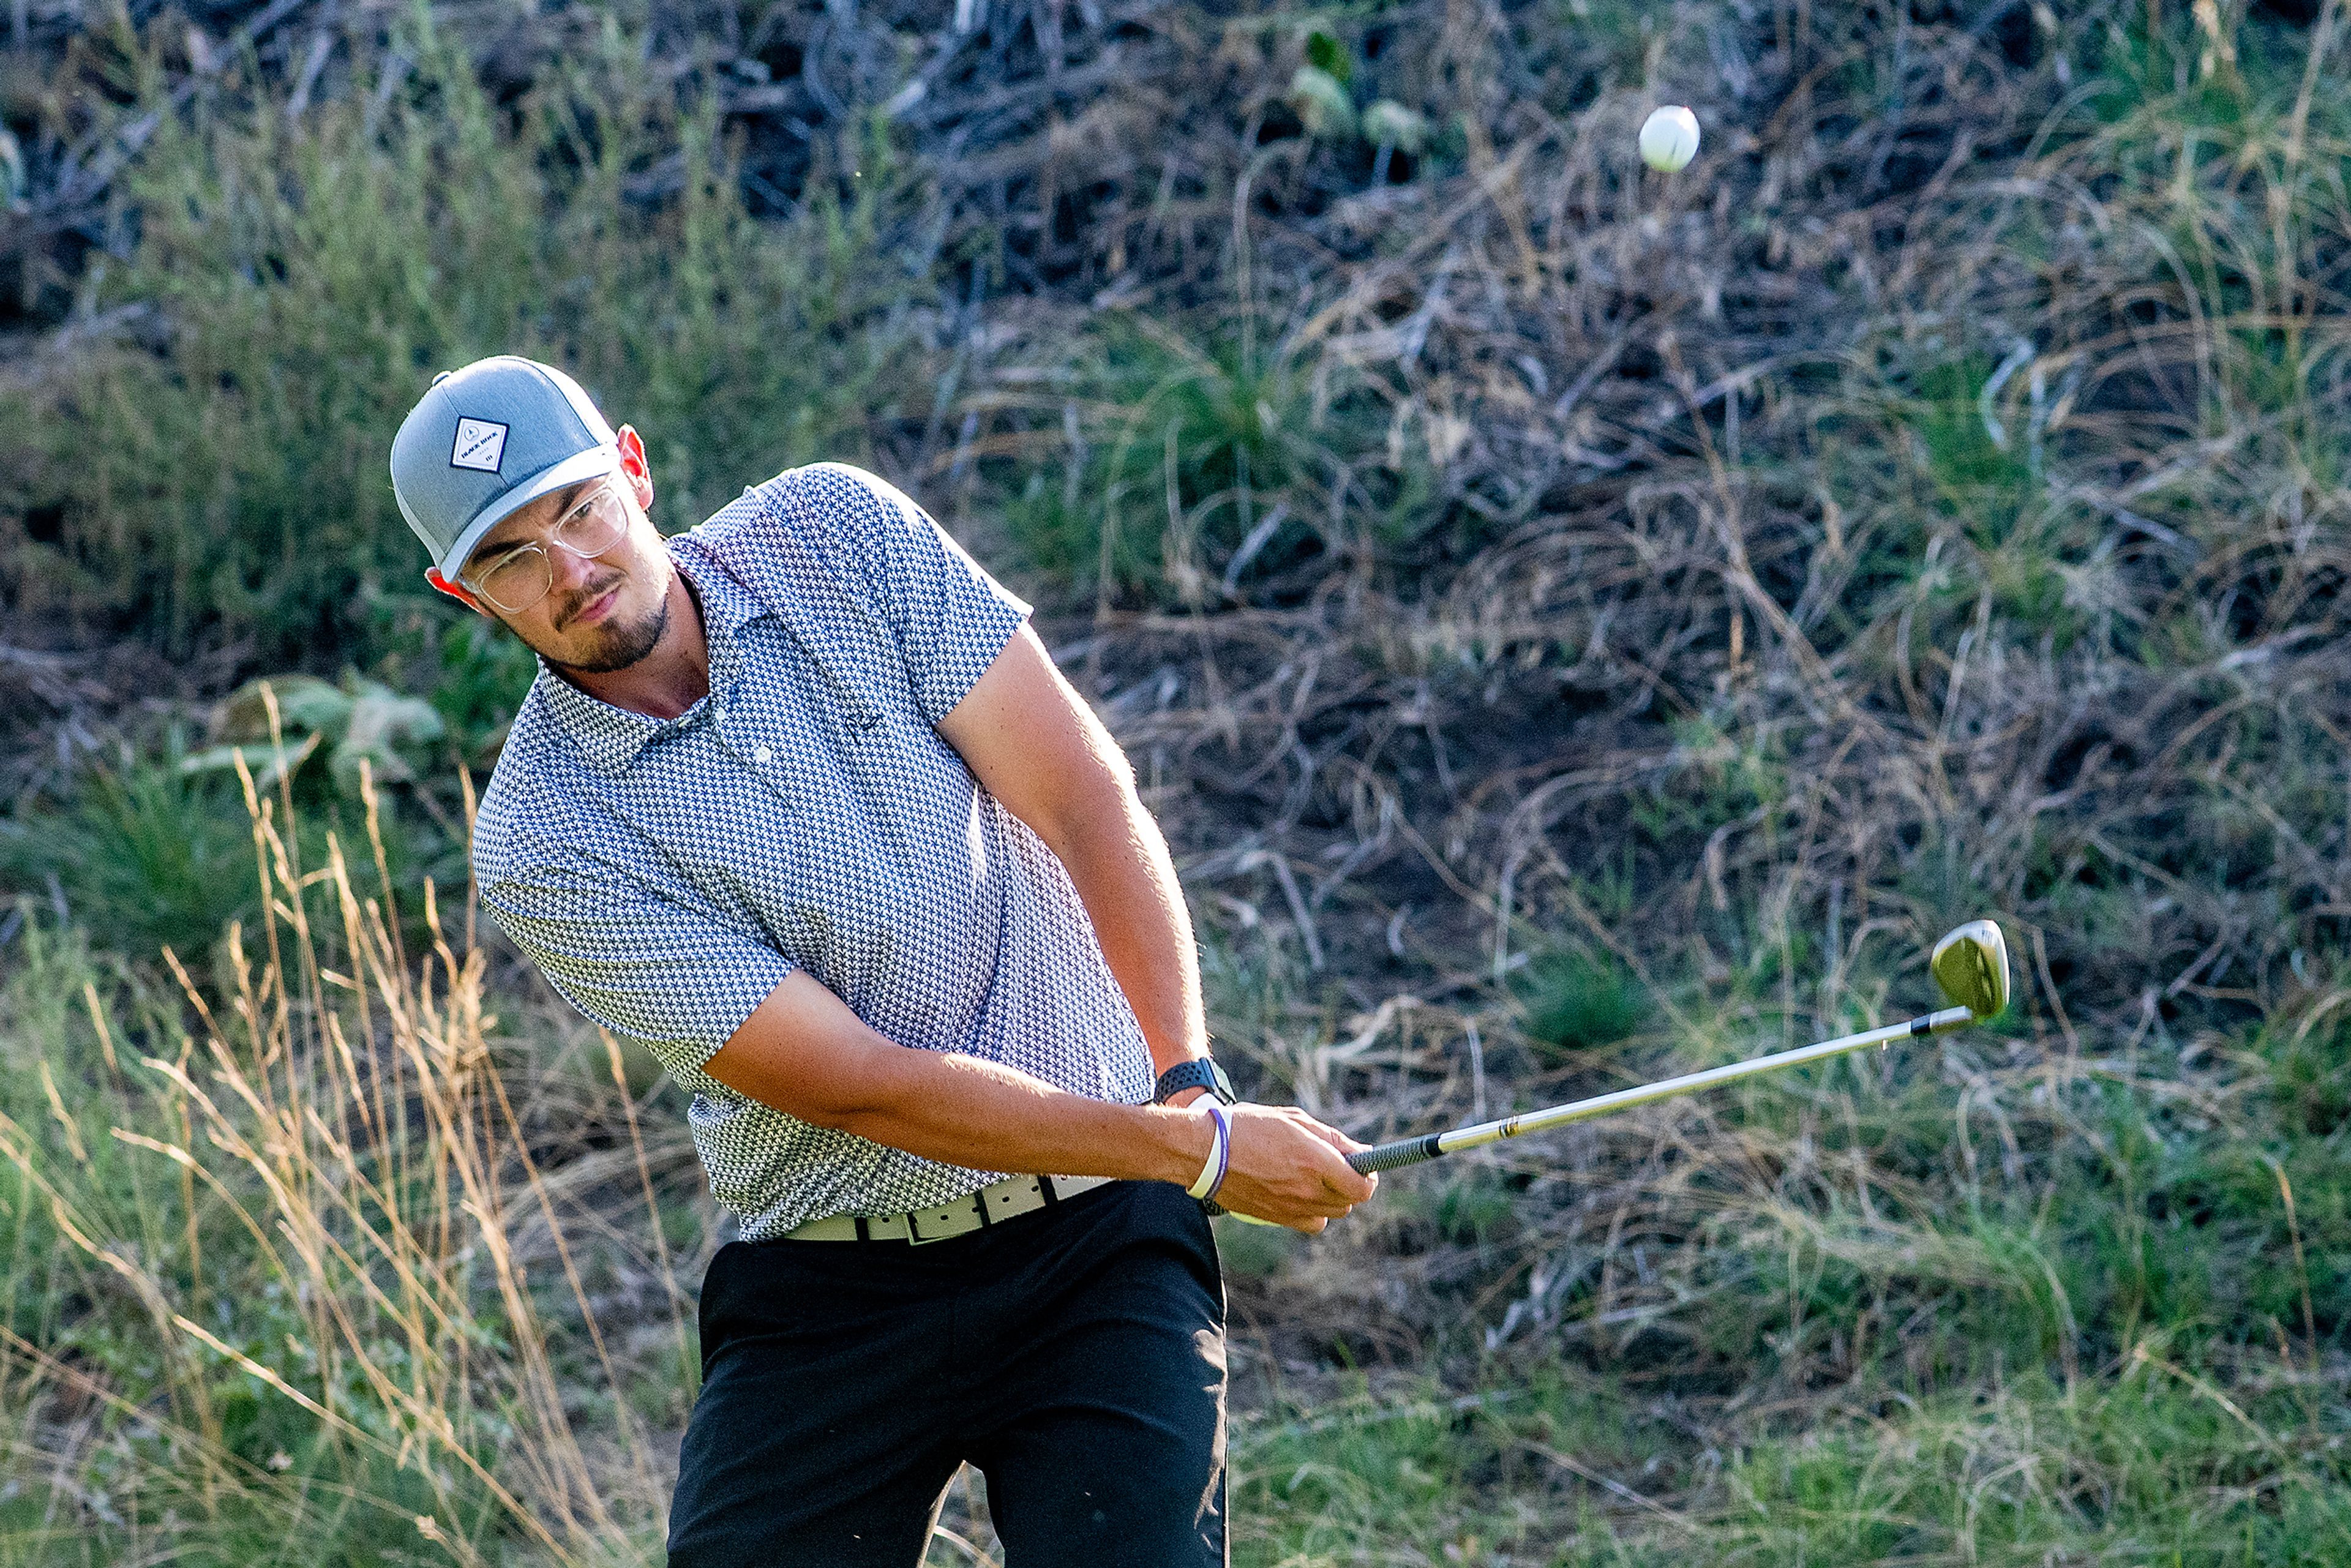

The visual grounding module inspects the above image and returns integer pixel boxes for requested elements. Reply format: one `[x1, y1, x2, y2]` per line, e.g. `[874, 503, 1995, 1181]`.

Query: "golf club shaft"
[1346, 1005, 1978, 1175]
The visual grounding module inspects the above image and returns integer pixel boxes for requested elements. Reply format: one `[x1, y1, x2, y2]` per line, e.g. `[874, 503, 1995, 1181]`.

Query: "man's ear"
[615, 425, 654, 511]
[426, 568, 489, 614]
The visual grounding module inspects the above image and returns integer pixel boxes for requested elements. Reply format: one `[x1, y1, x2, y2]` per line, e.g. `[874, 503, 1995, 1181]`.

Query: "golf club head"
[1930, 920, 2011, 1019]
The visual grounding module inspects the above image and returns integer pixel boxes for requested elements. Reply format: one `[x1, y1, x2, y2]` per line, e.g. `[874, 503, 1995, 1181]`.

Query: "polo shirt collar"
[534, 545, 768, 777]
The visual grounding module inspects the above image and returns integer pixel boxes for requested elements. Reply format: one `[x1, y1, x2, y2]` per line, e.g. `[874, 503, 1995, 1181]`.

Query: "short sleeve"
[798, 463, 1032, 722]
[479, 837, 794, 1081]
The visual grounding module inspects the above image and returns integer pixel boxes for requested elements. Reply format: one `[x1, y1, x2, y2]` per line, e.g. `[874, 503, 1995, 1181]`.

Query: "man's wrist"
[1184, 1104, 1232, 1199]
[1153, 1056, 1235, 1106]
[1136, 1101, 1221, 1187]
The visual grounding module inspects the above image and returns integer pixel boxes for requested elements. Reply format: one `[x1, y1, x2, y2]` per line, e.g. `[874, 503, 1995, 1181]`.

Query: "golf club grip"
[1349, 1133, 1447, 1174]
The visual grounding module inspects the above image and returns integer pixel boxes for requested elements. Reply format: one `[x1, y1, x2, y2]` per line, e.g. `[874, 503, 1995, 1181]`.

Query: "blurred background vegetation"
[3, 0, 2350, 1561]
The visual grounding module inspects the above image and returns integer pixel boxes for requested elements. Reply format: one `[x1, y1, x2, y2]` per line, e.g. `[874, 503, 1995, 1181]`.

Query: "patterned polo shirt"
[473, 462, 1155, 1239]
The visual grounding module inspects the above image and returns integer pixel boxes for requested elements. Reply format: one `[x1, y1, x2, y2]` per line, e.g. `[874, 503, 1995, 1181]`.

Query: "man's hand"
[1211, 1105, 1378, 1234]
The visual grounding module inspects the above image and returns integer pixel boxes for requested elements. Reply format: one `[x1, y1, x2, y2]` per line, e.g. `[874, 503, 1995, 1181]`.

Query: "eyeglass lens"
[473, 483, 629, 612]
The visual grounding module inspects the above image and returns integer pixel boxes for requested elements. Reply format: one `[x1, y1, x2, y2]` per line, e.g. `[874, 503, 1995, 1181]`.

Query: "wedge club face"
[1930, 919, 2010, 1019]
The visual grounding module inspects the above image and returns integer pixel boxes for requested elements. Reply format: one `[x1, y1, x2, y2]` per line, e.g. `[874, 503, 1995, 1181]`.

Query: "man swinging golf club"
[391, 356, 1378, 1568]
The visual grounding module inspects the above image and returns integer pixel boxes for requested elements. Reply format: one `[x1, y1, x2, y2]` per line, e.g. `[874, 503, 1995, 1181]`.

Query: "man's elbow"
[795, 1062, 937, 1146]
[784, 1094, 866, 1135]
[753, 1051, 916, 1135]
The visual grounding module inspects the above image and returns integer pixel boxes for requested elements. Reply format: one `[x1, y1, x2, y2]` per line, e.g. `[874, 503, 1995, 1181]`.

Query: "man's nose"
[548, 541, 610, 595]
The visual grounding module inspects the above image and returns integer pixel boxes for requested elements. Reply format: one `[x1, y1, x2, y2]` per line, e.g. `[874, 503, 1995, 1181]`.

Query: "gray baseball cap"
[389, 356, 620, 582]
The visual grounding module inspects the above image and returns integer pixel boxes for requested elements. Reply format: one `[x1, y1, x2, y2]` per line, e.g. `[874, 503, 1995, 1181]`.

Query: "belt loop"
[973, 1193, 994, 1229]
[855, 1216, 871, 1242]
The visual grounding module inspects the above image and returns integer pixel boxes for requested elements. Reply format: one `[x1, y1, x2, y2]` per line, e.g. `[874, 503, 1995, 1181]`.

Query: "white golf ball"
[1638, 105, 1700, 173]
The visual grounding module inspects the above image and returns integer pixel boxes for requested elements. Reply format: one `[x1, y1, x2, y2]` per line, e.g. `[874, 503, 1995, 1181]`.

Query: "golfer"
[389, 356, 1376, 1567]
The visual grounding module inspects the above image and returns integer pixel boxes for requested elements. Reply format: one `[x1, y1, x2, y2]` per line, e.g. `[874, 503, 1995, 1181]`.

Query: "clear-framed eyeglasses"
[461, 476, 632, 615]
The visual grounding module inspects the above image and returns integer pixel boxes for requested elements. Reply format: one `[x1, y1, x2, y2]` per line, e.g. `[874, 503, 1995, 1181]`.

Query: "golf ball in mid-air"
[1639, 105, 1700, 172]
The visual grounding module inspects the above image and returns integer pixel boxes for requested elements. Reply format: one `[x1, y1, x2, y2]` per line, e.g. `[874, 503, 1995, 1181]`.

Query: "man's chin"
[536, 594, 671, 676]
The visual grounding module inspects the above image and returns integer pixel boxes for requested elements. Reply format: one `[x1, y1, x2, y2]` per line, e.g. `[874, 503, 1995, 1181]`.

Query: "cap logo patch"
[451, 417, 509, 473]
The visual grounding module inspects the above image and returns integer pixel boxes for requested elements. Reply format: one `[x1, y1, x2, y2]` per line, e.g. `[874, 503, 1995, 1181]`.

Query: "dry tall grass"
[1, 703, 686, 1564]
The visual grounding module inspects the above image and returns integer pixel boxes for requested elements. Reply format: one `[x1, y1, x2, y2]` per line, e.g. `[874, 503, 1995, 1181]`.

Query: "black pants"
[667, 1179, 1228, 1567]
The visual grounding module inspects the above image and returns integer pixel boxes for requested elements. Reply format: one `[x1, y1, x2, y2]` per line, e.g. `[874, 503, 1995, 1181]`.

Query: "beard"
[534, 580, 672, 675]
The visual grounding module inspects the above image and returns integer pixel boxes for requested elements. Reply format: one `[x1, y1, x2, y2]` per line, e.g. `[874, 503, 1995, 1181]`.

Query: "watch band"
[1153, 1057, 1235, 1105]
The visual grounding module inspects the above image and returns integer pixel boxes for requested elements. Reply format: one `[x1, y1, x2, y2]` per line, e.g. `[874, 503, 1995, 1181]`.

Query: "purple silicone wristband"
[1205, 1104, 1232, 1201]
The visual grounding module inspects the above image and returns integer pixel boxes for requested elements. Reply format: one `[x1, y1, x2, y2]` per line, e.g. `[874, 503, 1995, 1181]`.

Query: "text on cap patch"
[451, 418, 509, 473]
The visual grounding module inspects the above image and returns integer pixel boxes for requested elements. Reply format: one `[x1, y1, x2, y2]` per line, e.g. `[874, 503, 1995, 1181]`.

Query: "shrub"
[1518, 950, 1648, 1059]
[6, 16, 934, 672]
[0, 751, 263, 962]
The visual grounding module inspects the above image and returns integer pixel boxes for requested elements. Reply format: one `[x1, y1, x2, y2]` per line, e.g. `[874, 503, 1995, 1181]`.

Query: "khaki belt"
[782, 1173, 1116, 1245]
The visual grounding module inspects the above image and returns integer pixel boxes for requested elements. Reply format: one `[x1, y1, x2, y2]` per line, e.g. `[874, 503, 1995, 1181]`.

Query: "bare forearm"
[1048, 784, 1209, 1078]
[931, 628, 1210, 1079]
[830, 1052, 1383, 1236]
[838, 1051, 1210, 1180]
[700, 971, 1374, 1232]
[705, 998, 1208, 1182]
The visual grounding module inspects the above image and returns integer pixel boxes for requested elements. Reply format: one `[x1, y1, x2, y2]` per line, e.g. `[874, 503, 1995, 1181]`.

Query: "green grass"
[1517, 951, 1649, 1059]
[991, 310, 1427, 609]
[0, 755, 263, 961]
[1235, 1363, 2351, 1565]
[0, 696, 460, 969]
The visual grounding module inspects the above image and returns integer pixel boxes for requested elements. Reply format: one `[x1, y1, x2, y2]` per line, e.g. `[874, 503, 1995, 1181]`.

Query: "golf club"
[1344, 919, 2011, 1176]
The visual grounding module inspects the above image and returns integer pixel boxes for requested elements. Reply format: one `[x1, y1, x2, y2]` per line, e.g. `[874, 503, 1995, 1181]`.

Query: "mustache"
[554, 572, 629, 629]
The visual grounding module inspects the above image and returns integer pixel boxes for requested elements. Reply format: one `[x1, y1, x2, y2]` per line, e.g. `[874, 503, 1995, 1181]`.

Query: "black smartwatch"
[1153, 1057, 1236, 1105]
